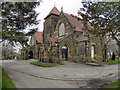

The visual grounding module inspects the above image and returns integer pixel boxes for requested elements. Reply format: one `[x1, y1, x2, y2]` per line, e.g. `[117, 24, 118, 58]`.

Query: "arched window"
[59, 23, 65, 36]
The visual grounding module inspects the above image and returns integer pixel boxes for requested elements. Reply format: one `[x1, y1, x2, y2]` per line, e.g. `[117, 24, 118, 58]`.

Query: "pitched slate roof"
[34, 32, 43, 43]
[49, 7, 60, 15]
[50, 37, 58, 45]
[64, 13, 83, 32]
[45, 7, 60, 19]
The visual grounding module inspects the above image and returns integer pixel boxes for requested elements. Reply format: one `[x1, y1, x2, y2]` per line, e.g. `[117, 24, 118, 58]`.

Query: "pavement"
[1, 60, 119, 88]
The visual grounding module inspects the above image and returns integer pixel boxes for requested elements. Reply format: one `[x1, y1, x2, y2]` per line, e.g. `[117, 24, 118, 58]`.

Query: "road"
[1, 60, 119, 88]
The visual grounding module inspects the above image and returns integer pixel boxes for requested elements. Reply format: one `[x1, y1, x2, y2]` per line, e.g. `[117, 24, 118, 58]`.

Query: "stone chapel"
[21, 7, 103, 63]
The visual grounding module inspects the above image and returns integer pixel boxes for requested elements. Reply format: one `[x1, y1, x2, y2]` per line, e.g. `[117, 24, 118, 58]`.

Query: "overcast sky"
[35, 0, 83, 32]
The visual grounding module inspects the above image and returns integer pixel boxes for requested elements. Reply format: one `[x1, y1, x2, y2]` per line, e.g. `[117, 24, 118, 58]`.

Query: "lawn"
[30, 62, 59, 67]
[105, 59, 120, 65]
[2, 67, 16, 88]
[103, 79, 120, 88]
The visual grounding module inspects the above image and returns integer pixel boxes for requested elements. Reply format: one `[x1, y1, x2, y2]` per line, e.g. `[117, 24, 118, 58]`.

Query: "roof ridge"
[64, 13, 81, 21]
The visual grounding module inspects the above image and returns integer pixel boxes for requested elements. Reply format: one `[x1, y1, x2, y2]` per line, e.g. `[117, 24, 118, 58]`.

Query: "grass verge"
[2, 67, 16, 88]
[105, 59, 120, 65]
[103, 79, 120, 88]
[30, 62, 59, 67]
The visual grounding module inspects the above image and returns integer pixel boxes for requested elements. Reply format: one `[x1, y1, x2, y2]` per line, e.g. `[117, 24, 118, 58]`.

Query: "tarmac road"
[1, 60, 119, 88]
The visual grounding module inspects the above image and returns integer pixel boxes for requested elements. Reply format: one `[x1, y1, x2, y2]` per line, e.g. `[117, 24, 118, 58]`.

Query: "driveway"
[1, 60, 119, 88]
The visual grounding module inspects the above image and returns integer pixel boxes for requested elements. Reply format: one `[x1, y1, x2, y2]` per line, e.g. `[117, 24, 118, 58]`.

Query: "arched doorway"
[29, 51, 33, 59]
[61, 46, 68, 60]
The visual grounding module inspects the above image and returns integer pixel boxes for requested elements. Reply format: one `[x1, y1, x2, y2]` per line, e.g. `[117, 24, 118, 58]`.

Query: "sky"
[35, 0, 83, 32]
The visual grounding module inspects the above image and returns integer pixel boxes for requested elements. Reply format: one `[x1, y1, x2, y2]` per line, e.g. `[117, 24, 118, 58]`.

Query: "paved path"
[1, 60, 119, 88]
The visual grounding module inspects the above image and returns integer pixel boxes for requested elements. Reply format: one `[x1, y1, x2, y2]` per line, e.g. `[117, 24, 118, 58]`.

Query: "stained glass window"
[59, 23, 65, 36]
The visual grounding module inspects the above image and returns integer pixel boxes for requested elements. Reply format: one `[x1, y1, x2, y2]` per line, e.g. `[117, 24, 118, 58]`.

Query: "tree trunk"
[100, 36, 106, 61]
